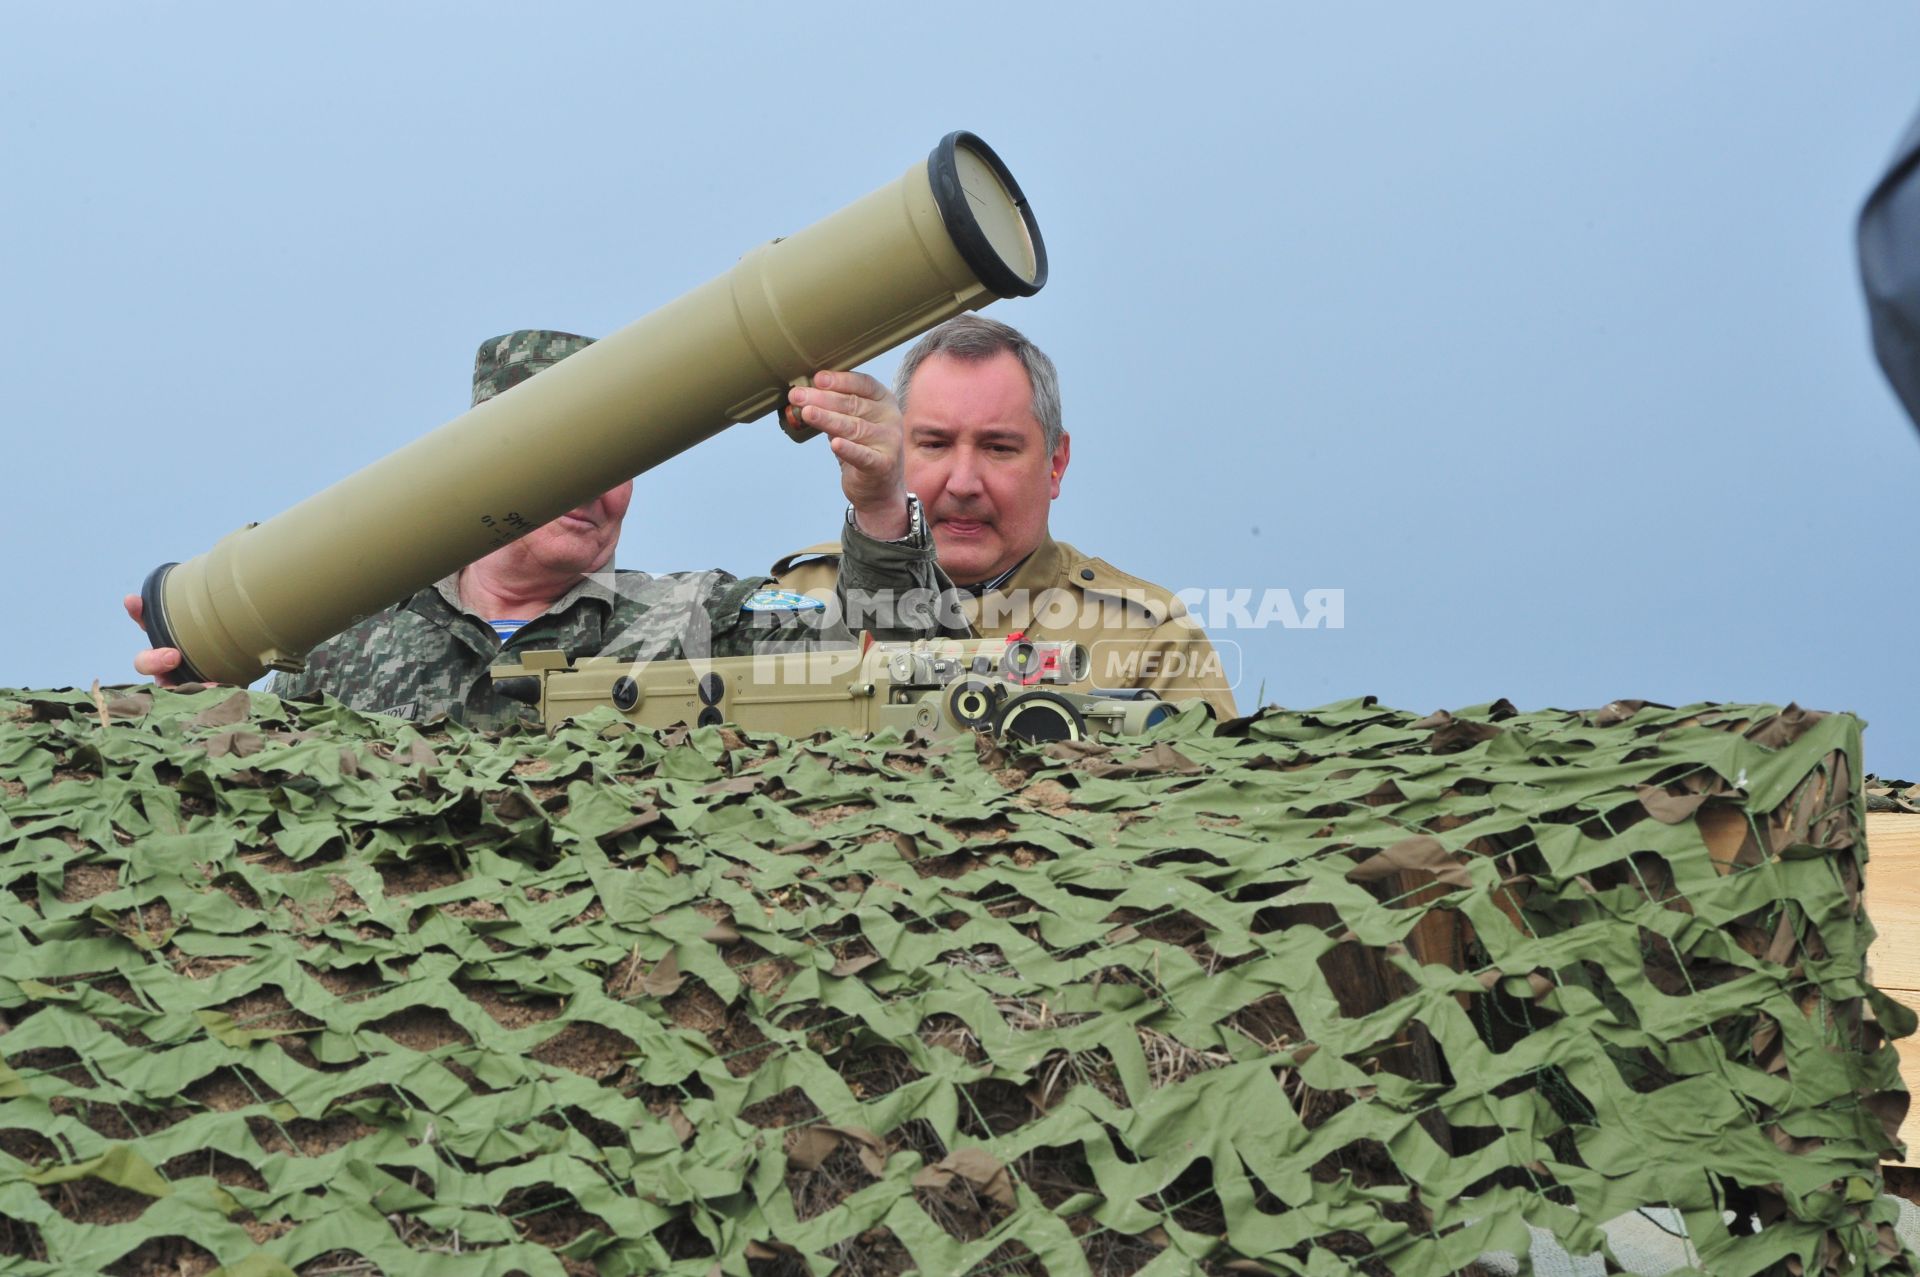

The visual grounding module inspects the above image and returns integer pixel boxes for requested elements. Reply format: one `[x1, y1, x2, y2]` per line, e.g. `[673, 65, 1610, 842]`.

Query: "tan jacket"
[772, 535, 1239, 720]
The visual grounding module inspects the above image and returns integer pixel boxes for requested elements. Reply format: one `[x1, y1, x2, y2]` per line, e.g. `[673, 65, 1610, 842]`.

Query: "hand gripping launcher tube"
[140, 130, 1046, 686]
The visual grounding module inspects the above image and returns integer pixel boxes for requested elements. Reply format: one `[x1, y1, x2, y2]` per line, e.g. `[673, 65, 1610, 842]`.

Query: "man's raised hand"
[788, 370, 911, 540]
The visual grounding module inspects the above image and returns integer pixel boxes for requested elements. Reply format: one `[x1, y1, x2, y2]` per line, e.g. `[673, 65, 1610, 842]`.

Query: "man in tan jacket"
[776, 315, 1239, 720]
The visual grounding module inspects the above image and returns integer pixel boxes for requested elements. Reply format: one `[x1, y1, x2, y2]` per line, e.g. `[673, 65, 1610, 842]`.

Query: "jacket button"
[1079, 568, 1094, 581]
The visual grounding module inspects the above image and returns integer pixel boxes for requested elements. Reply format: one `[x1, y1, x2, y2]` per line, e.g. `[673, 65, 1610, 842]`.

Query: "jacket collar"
[414, 568, 629, 661]
[1000, 536, 1069, 599]
[428, 568, 624, 622]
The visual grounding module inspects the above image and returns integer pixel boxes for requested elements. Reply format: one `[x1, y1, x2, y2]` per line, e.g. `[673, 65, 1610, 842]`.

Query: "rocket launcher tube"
[140, 130, 1046, 686]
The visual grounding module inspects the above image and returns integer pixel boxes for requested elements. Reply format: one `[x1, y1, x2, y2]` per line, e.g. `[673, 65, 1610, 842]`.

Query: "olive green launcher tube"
[141, 130, 1046, 686]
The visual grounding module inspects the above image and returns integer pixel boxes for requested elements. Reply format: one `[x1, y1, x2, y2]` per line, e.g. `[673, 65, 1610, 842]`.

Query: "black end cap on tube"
[139, 562, 212, 685]
[928, 131, 1048, 299]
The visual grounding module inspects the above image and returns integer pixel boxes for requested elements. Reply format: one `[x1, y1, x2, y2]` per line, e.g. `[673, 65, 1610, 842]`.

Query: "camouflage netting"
[1866, 778, 1920, 814]
[0, 686, 1911, 1277]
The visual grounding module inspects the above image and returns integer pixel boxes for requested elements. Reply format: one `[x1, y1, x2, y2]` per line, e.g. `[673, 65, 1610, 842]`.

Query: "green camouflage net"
[0, 686, 1910, 1277]
[1866, 778, 1920, 814]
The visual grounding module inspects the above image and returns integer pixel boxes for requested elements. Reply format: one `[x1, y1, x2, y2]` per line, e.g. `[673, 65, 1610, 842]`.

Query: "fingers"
[828, 435, 894, 474]
[792, 400, 878, 443]
[126, 593, 178, 683]
[798, 403, 869, 444]
[134, 647, 183, 682]
[787, 372, 900, 444]
[127, 595, 198, 687]
[809, 369, 889, 402]
[793, 369, 907, 522]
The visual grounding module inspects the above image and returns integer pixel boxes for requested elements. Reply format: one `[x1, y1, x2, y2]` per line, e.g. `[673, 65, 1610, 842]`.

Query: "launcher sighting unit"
[491, 636, 1196, 743]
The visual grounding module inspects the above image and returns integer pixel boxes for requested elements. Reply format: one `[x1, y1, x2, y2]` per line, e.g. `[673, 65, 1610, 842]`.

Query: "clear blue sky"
[5, 4, 1919, 770]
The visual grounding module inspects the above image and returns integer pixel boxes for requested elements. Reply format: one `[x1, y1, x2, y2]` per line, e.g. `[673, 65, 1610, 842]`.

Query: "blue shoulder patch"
[741, 588, 827, 613]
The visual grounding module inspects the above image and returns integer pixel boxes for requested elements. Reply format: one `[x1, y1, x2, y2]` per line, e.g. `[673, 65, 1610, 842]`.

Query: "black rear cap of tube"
[928, 131, 1047, 299]
[139, 562, 211, 684]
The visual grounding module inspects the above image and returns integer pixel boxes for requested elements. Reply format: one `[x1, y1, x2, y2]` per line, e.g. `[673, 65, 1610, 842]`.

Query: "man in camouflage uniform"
[777, 315, 1239, 719]
[128, 330, 942, 727]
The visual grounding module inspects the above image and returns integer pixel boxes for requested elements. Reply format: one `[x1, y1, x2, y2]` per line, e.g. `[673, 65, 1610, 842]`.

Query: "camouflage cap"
[471, 330, 596, 407]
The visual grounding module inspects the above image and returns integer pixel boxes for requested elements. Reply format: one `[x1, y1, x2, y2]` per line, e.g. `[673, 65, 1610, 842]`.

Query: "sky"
[5, 4, 1919, 770]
